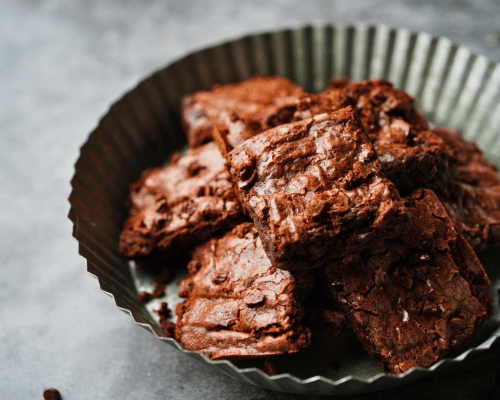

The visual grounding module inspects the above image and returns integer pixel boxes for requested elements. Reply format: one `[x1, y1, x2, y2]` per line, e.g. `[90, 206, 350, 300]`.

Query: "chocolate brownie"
[181, 75, 306, 149]
[322, 78, 453, 194]
[227, 107, 411, 270]
[324, 188, 492, 374]
[119, 142, 246, 260]
[175, 222, 313, 360]
[431, 127, 500, 251]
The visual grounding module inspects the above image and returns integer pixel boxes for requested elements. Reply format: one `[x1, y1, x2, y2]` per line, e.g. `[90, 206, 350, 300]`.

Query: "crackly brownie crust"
[175, 222, 313, 360]
[119, 142, 246, 260]
[185, 76, 452, 195]
[181, 75, 306, 149]
[322, 78, 453, 195]
[431, 127, 500, 251]
[227, 107, 410, 270]
[324, 188, 492, 374]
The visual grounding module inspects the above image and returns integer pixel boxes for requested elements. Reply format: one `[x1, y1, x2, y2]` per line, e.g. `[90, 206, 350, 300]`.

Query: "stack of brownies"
[119, 76, 498, 375]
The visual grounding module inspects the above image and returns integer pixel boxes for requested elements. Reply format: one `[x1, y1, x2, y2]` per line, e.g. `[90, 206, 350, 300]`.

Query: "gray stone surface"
[2, 0, 500, 398]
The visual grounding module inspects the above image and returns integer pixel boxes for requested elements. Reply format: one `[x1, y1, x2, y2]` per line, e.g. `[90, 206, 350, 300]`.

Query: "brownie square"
[175, 222, 313, 360]
[119, 142, 245, 261]
[322, 78, 453, 195]
[227, 107, 411, 270]
[431, 127, 500, 251]
[324, 188, 492, 374]
[181, 75, 305, 149]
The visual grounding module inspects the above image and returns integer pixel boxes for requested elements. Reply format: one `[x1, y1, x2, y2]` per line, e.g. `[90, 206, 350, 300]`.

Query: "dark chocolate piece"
[155, 301, 172, 322]
[119, 142, 246, 260]
[431, 127, 500, 251]
[43, 388, 61, 400]
[182, 75, 305, 149]
[175, 222, 313, 360]
[227, 108, 410, 270]
[322, 78, 453, 194]
[138, 291, 154, 303]
[324, 188, 492, 374]
[162, 321, 176, 338]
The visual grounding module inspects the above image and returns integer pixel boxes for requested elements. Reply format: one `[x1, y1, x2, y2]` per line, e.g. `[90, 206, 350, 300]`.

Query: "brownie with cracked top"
[227, 107, 411, 270]
[119, 142, 245, 261]
[175, 222, 313, 360]
[322, 78, 453, 195]
[181, 75, 306, 149]
[324, 188, 492, 374]
[431, 127, 500, 251]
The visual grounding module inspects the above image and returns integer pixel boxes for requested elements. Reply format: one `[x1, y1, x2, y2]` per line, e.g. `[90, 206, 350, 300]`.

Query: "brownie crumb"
[138, 291, 153, 303]
[330, 361, 341, 372]
[43, 388, 61, 400]
[161, 321, 176, 338]
[151, 283, 166, 299]
[263, 357, 277, 376]
[154, 302, 172, 323]
[154, 267, 173, 285]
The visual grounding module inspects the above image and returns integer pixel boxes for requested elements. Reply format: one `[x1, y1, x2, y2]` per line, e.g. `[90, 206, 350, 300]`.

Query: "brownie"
[324, 188, 492, 374]
[227, 107, 411, 270]
[181, 75, 306, 149]
[431, 127, 500, 251]
[322, 78, 453, 194]
[119, 142, 246, 260]
[175, 222, 313, 360]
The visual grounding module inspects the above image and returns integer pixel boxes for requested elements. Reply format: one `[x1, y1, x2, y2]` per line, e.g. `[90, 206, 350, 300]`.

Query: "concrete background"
[2, 0, 500, 398]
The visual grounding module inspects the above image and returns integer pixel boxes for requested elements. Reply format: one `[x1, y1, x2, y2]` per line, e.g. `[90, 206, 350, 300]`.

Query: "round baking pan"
[68, 24, 500, 395]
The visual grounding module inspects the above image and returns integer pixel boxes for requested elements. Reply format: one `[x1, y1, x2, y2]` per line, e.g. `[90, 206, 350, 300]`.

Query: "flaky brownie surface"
[324, 188, 492, 375]
[175, 222, 313, 360]
[119, 142, 245, 260]
[431, 127, 500, 251]
[322, 78, 453, 195]
[227, 107, 410, 270]
[181, 75, 305, 149]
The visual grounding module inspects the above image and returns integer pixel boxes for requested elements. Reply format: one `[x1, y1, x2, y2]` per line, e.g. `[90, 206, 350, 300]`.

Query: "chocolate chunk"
[175, 222, 313, 360]
[227, 108, 410, 270]
[43, 388, 61, 400]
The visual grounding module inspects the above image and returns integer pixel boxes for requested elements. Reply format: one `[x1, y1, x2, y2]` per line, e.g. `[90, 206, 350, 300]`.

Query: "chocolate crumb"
[154, 267, 173, 285]
[161, 321, 176, 338]
[263, 357, 277, 376]
[43, 388, 61, 400]
[330, 361, 341, 372]
[138, 291, 153, 303]
[154, 302, 172, 323]
[151, 283, 166, 298]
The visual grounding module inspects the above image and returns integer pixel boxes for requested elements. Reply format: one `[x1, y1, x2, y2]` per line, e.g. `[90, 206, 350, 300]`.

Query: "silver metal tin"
[68, 24, 500, 395]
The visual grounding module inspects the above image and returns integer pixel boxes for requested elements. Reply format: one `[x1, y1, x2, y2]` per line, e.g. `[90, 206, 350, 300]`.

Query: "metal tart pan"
[69, 24, 500, 395]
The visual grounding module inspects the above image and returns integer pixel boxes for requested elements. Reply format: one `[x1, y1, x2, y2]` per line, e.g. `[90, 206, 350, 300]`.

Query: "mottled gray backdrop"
[2, 1, 500, 399]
